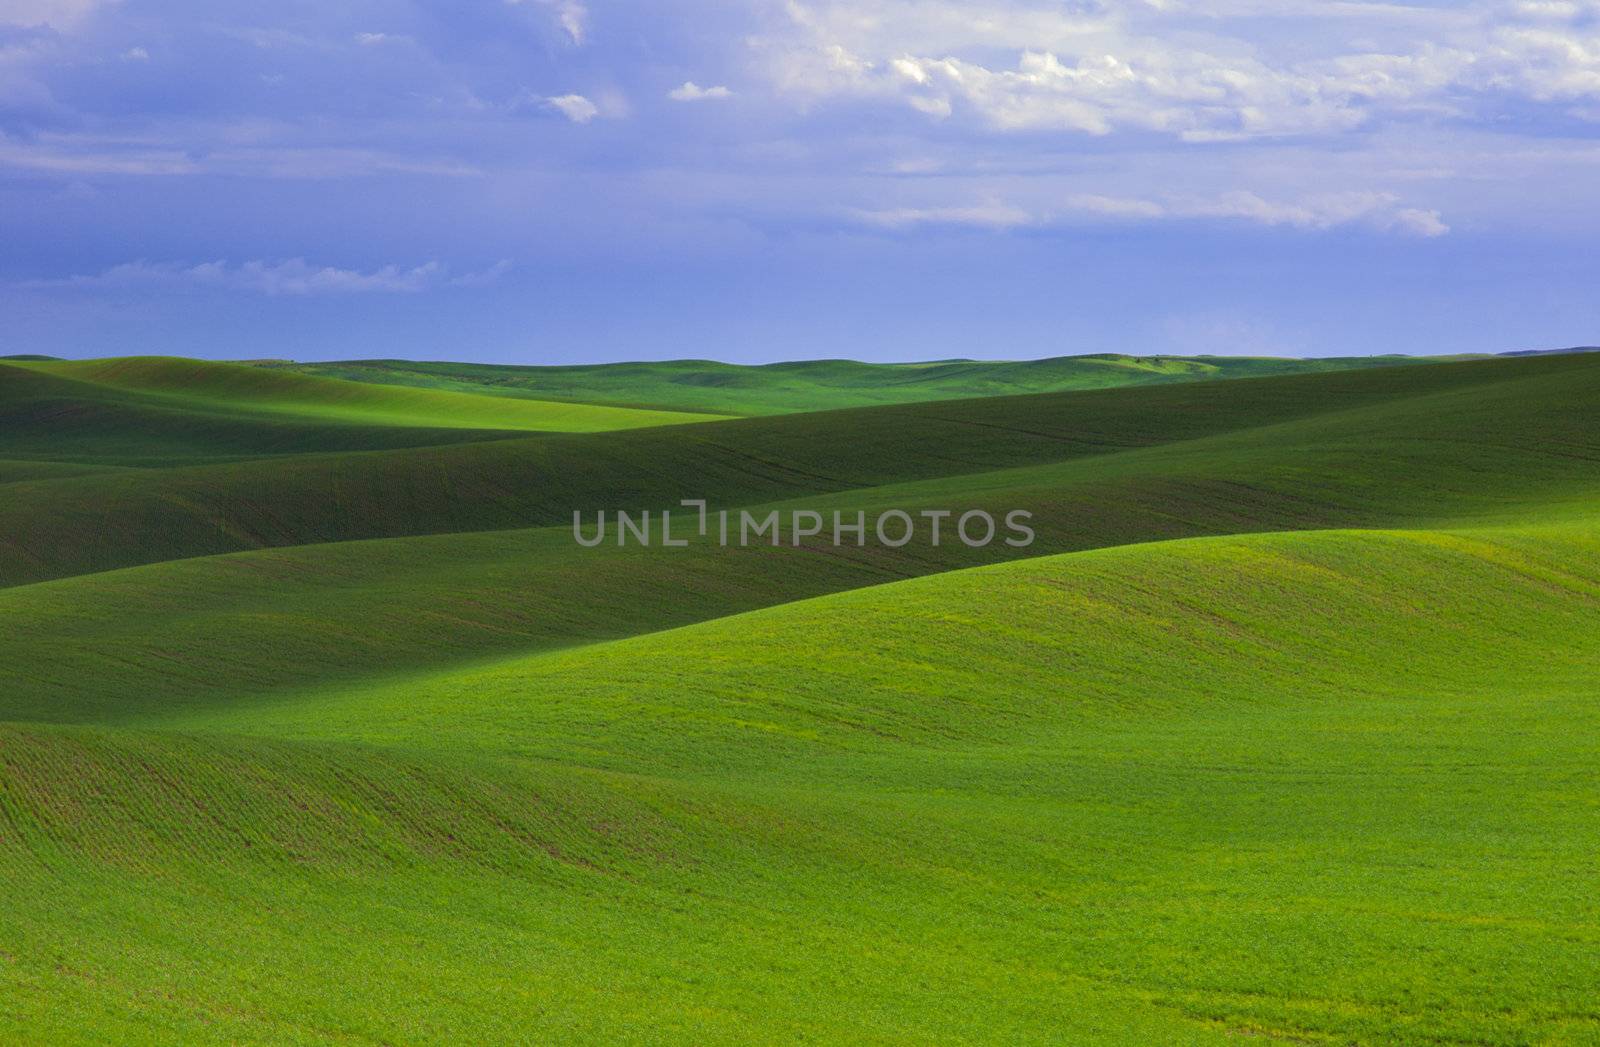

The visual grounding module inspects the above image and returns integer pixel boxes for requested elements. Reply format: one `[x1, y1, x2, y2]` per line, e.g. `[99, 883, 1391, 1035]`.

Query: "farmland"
[2, 352, 1598, 1044]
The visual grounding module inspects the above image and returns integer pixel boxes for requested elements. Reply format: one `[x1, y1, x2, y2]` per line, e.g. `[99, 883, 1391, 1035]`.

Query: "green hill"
[31, 356, 727, 430]
[1, 351, 1598, 1044]
[2, 354, 1599, 726]
[0, 357, 723, 467]
[3, 353, 1590, 586]
[273, 352, 1447, 415]
[0, 360, 524, 467]
[5, 522, 1600, 1044]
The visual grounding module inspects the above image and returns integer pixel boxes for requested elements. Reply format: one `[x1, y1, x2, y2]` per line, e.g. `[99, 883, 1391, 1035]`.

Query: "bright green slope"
[276, 352, 1446, 415]
[4, 522, 1600, 1044]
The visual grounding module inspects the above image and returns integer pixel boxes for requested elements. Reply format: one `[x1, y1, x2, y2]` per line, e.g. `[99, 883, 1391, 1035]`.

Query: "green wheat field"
[2, 349, 1598, 1045]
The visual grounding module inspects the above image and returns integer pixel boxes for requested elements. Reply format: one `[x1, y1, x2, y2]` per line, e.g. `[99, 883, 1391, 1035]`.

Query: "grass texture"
[0, 351, 1597, 1044]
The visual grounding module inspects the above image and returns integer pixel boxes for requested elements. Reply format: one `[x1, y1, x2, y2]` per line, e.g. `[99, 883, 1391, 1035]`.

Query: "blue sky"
[2, 0, 1598, 363]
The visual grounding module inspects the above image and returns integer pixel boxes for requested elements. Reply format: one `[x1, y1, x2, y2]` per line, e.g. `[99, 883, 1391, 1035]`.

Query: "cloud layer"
[8, 0, 1593, 245]
[29, 259, 513, 295]
[767, 0, 1600, 141]
[855, 192, 1450, 237]
[3, 0, 1600, 361]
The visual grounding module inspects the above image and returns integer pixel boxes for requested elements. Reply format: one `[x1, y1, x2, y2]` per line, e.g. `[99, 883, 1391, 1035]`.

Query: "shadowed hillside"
[0, 357, 723, 468]
[4, 353, 1600, 724]
[3, 353, 1593, 586]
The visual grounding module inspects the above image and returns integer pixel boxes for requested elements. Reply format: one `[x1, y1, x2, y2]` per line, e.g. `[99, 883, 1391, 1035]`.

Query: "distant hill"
[1500, 345, 1600, 357]
[269, 352, 1447, 415]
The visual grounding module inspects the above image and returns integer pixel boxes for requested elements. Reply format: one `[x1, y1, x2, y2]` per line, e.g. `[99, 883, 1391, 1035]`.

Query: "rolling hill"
[6, 523, 1600, 1044]
[1, 350, 1597, 1044]
[270, 352, 1449, 416]
[3, 352, 1592, 587]
[0, 357, 722, 467]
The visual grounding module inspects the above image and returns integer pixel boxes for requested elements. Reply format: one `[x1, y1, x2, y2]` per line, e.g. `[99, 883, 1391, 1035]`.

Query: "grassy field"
[0, 357, 721, 467]
[272, 352, 1449, 415]
[1, 352, 1598, 1044]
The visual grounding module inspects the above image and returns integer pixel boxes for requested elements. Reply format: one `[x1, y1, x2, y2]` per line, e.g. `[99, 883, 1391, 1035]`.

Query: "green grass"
[1, 351, 1598, 1044]
[5, 523, 1600, 1043]
[0, 360, 515, 467]
[3, 352, 1591, 586]
[0, 358, 722, 467]
[274, 352, 1450, 415]
[2, 354, 1597, 724]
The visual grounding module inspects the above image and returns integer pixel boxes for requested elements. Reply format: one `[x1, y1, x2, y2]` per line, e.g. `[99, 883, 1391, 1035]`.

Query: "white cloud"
[353, 32, 395, 47]
[669, 81, 733, 101]
[852, 190, 1450, 237]
[1510, 1, 1584, 18]
[446, 258, 514, 287]
[221, 26, 324, 51]
[1386, 207, 1452, 237]
[1183, 191, 1449, 236]
[0, 129, 490, 179]
[121, 46, 148, 61]
[1482, 25, 1600, 100]
[851, 202, 1036, 229]
[0, 136, 195, 176]
[24, 258, 513, 295]
[1116, 189, 1449, 236]
[506, 0, 588, 45]
[555, 2, 587, 45]
[762, 0, 1600, 139]
[545, 93, 600, 123]
[1062, 194, 1167, 220]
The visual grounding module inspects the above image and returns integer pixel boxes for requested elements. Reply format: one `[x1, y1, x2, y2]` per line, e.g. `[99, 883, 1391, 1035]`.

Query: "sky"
[2, 0, 1598, 364]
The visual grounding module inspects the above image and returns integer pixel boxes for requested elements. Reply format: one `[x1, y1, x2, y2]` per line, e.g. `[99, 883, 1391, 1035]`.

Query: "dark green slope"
[0, 357, 724, 471]
[0, 360, 529, 466]
[0, 459, 138, 484]
[25, 356, 722, 433]
[3, 353, 1591, 587]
